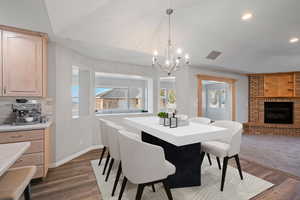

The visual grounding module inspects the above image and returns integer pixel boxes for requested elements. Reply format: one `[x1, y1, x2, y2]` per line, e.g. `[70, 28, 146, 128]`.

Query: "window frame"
[72, 67, 80, 118]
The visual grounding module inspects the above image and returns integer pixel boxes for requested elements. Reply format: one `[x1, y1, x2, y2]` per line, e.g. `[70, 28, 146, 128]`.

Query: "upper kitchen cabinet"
[0, 30, 2, 96]
[1, 26, 47, 97]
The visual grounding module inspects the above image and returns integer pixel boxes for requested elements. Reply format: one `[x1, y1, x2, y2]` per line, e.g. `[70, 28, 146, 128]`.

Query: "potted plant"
[157, 112, 168, 125]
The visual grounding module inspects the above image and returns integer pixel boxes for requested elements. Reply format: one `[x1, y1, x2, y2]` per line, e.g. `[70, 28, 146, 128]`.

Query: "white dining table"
[0, 142, 30, 177]
[125, 116, 228, 146]
[124, 116, 228, 188]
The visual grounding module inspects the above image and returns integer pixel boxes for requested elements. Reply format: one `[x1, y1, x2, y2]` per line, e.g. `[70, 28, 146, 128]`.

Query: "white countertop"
[0, 121, 52, 132]
[125, 117, 228, 146]
[0, 142, 30, 177]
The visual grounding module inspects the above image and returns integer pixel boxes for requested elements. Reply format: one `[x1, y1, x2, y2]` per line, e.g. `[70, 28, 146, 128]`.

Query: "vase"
[159, 118, 164, 125]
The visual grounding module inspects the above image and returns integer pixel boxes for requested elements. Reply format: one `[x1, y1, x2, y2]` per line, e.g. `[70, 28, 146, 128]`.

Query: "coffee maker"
[12, 101, 42, 125]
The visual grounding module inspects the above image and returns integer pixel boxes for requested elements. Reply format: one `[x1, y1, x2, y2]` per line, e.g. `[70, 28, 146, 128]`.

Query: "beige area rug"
[91, 159, 273, 200]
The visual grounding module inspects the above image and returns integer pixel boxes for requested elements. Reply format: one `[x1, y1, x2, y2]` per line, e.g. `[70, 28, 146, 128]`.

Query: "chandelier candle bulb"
[165, 60, 170, 66]
[185, 54, 190, 60]
[177, 48, 182, 55]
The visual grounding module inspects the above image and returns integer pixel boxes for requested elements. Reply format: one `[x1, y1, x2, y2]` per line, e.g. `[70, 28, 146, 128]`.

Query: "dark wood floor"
[31, 149, 300, 200]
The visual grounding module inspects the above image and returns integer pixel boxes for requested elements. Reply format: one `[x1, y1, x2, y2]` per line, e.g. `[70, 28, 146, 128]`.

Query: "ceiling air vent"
[206, 51, 222, 60]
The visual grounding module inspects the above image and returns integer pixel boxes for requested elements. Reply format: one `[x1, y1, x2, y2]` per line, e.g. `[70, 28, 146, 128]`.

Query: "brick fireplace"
[243, 72, 300, 136]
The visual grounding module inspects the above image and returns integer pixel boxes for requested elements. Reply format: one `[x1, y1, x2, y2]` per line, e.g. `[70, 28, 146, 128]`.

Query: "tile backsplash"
[0, 98, 53, 125]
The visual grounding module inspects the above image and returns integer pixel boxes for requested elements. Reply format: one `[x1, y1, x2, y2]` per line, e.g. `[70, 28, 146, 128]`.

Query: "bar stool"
[0, 166, 36, 200]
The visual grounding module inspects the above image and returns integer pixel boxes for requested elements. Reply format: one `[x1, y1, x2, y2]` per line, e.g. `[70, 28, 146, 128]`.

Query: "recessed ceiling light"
[241, 13, 253, 21]
[289, 37, 299, 43]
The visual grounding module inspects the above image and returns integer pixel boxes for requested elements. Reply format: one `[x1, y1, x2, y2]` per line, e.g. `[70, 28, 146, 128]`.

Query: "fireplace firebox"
[264, 102, 293, 124]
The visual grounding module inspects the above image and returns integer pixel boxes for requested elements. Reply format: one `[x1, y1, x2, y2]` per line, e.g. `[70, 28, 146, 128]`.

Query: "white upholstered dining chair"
[189, 117, 215, 166]
[200, 120, 244, 191]
[118, 130, 176, 200]
[98, 119, 111, 174]
[104, 121, 125, 183]
[105, 122, 142, 197]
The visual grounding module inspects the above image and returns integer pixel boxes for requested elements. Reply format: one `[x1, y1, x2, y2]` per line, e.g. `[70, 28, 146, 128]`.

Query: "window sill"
[95, 112, 153, 117]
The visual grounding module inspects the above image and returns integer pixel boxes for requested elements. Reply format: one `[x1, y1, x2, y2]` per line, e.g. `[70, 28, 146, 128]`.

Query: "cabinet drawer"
[12, 152, 44, 168]
[25, 140, 44, 154]
[34, 165, 44, 179]
[0, 129, 44, 143]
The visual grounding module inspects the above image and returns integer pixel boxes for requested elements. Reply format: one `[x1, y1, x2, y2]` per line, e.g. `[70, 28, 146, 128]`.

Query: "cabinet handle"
[10, 135, 23, 139]
[3, 86, 6, 95]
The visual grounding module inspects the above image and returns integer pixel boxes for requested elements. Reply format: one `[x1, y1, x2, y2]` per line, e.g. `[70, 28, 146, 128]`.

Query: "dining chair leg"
[234, 154, 243, 180]
[151, 184, 156, 192]
[135, 184, 145, 200]
[118, 177, 128, 200]
[24, 184, 32, 200]
[102, 153, 110, 175]
[105, 158, 114, 182]
[206, 153, 212, 166]
[162, 180, 173, 200]
[98, 146, 106, 166]
[200, 151, 206, 166]
[220, 157, 229, 191]
[112, 162, 122, 196]
[216, 157, 221, 170]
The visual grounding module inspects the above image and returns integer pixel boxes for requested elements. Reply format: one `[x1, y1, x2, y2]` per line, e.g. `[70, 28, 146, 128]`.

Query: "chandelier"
[152, 8, 190, 76]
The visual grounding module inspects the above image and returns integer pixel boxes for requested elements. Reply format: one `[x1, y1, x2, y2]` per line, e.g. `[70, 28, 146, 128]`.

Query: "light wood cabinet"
[0, 30, 2, 96]
[0, 128, 51, 179]
[2, 31, 43, 96]
[264, 73, 295, 97]
[0, 25, 47, 97]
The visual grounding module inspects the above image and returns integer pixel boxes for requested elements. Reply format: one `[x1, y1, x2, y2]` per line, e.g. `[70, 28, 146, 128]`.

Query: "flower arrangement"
[157, 112, 168, 118]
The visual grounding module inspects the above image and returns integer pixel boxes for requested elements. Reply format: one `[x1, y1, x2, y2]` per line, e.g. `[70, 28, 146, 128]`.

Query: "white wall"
[175, 66, 248, 123]
[0, 0, 53, 35]
[48, 42, 159, 164]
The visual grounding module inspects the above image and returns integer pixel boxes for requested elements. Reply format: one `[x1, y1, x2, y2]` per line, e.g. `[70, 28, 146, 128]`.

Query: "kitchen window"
[95, 73, 150, 114]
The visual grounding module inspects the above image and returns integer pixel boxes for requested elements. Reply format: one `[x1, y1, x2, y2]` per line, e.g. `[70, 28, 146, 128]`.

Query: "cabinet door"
[278, 74, 294, 97]
[264, 75, 279, 97]
[0, 30, 2, 96]
[2, 31, 43, 96]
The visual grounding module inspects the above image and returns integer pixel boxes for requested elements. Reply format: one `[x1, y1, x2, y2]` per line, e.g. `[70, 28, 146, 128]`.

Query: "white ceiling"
[44, 0, 300, 73]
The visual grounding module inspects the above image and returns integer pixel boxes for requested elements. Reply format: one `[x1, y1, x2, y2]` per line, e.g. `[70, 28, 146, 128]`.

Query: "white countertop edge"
[0, 121, 52, 133]
[0, 142, 30, 177]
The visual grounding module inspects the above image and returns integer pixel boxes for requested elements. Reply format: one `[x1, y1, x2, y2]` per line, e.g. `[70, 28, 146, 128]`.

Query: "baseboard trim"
[49, 145, 104, 168]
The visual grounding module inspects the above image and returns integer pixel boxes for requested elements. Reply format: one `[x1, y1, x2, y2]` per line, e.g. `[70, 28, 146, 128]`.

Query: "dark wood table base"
[141, 131, 202, 189]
